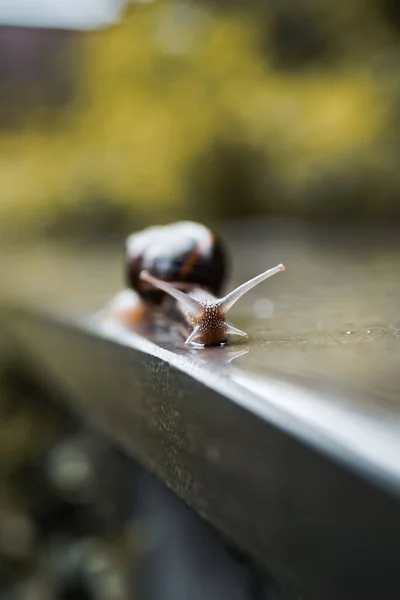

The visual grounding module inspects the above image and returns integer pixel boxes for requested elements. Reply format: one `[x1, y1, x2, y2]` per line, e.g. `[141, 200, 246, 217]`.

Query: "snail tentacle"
[219, 264, 285, 313]
[140, 271, 202, 318]
[184, 327, 201, 345]
[225, 324, 248, 338]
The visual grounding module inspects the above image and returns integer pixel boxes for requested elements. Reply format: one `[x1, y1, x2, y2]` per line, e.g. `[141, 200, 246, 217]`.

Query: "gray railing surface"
[2, 220, 400, 600]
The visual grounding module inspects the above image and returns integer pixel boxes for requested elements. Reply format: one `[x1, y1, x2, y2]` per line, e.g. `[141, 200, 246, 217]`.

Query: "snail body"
[107, 221, 285, 346]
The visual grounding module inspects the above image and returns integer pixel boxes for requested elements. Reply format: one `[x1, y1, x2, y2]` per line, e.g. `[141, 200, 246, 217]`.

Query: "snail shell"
[125, 221, 227, 306]
[104, 220, 285, 346]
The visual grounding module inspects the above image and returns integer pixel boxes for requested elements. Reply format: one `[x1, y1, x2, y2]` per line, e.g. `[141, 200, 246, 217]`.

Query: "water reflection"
[97, 313, 250, 369]
[187, 346, 249, 366]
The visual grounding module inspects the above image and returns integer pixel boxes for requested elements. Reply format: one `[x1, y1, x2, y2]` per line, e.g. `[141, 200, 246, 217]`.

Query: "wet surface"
[3, 219, 400, 481]
[3, 220, 400, 599]
[3, 219, 400, 408]
[0, 226, 399, 394]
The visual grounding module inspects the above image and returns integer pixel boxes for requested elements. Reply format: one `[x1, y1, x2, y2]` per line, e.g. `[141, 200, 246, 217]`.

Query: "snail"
[105, 221, 285, 346]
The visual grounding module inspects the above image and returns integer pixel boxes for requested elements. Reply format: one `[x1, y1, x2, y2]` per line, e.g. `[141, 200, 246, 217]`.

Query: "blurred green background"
[1, 6, 400, 599]
[1, 0, 400, 241]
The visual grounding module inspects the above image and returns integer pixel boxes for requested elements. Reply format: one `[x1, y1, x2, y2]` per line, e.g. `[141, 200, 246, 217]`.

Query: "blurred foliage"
[1, 0, 400, 239]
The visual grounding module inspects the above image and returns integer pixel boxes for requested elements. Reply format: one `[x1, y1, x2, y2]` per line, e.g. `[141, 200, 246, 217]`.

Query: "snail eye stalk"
[218, 264, 285, 313]
[139, 271, 203, 317]
[139, 264, 285, 346]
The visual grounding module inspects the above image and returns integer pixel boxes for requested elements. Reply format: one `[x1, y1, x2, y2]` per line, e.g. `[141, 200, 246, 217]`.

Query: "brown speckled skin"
[191, 303, 228, 345]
